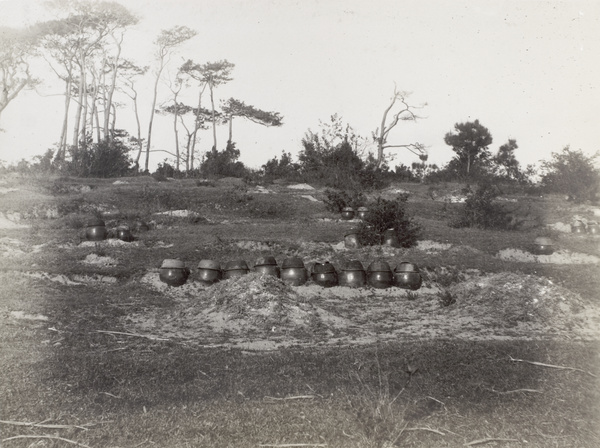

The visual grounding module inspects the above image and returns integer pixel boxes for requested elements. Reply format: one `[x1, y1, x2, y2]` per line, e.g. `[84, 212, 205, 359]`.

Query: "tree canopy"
[444, 119, 493, 176]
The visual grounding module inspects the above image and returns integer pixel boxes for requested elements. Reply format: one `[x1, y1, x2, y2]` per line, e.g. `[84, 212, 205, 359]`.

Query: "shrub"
[356, 195, 421, 247]
[323, 189, 366, 213]
[200, 141, 248, 178]
[449, 182, 515, 229]
[64, 138, 133, 178]
[438, 290, 456, 307]
[541, 146, 599, 203]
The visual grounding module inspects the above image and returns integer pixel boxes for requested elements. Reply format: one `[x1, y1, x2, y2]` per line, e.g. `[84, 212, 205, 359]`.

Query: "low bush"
[323, 189, 366, 213]
[356, 195, 421, 247]
[449, 183, 515, 230]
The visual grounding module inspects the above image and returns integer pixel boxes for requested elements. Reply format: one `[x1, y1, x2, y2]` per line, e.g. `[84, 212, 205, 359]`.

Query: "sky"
[0, 0, 599, 172]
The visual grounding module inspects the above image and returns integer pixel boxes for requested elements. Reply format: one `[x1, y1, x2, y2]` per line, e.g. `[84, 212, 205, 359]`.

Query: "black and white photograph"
[1, 1, 599, 446]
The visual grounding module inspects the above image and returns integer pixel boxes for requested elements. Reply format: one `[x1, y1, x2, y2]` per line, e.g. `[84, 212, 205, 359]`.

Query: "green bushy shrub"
[449, 183, 515, 229]
[541, 146, 599, 203]
[356, 195, 421, 247]
[323, 189, 366, 213]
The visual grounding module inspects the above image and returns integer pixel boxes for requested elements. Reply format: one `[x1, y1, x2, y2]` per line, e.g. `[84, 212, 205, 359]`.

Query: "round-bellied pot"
[571, 220, 586, 234]
[382, 229, 400, 248]
[341, 207, 355, 221]
[117, 225, 134, 242]
[197, 259, 222, 285]
[356, 206, 369, 220]
[86, 218, 107, 241]
[159, 259, 190, 287]
[393, 262, 422, 290]
[586, 221, 599, 235]
[531, 237, 555, 255]
[254, 256, 280, 277]
[338, 259, 366, 288]
[367, 261, 393, 289]
[311, 262, 338, 287]
[281, 257, 308, 286]
[344, 228, 360, 248]
[223, 260, 250, 279]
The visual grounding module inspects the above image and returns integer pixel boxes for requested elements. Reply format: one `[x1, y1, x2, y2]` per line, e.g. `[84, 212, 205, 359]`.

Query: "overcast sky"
[1, 0, 599, 171]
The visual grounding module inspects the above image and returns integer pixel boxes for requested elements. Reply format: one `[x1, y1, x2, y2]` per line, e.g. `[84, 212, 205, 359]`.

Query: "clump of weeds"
[437, 289, 456, 307]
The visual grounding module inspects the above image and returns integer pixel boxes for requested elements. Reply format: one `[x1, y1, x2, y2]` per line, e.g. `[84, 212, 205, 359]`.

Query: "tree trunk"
[173, 98, 180, 172]
[190, 87, 204, 171]
[145, 66, 163, 172]
[131, 89, 143, 172]
[104, 35, 123, 141]
[57, 78, 72, 163]
[209, 81, 217, 150]
[72, 71, 84, 149]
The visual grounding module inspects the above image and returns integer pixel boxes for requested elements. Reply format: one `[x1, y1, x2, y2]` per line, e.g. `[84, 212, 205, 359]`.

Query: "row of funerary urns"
[341, 207, 368, 220]
[571, 219, 599, 235]
[158, 257, 423, 290]
[85, 219, 149, 242]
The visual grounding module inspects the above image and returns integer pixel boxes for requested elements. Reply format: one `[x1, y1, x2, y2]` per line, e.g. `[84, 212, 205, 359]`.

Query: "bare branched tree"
[372, 86, 427, 168]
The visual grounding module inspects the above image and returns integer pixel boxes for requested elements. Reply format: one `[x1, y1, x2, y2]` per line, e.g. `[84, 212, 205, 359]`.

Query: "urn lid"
[282, 257, 305, 269]
[395, 261, 419, 273]
[342, 206, 355, 212]
[198, 259, 221, 270]
[224, 260, 249, 271]
[367, 261, 392, 272]
[342, 259, 365, 271]
[357, 206, 368, 212]
[161, 259, 185, 269]
[534, 237, 554, 246]
[254, 256, 278, 267]
[87, 218, 105, 227]
[312, 261, 336, 274]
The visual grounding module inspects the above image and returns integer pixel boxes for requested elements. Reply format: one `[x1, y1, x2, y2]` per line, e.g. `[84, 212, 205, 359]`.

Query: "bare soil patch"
[125, 269, 600, 350]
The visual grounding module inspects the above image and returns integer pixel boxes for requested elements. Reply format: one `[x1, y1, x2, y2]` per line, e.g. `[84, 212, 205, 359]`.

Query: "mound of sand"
[447, 272, 585, 327]
[82, 253, 118, 266]
[132, 273, 341, 345]
[497, 248, 600, 264]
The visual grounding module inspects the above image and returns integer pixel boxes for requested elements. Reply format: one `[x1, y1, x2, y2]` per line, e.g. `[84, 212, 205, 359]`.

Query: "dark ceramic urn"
[338, 260, 366, 288]
[254, 256, 280, 277]
[356, 206, 369, 220]
[587, 221, 599, 235]
[341, 207, 355, 220]
[571, 220, 586, 234]
[367, 261, 393, 289]
[159, 259, 190, 287]
[85, 218, 107, 241]
[382, 229, 400, 248]
[311, 262, 338, 287]
[281, 257, 308, 286]
[197, 259, 222, 285]
[223, 260, 250, 279]
[530, 237, 555, 255]
[393, 262, 422, 290]
[344, 228, 360, 248]
[117, 225, 134, 242]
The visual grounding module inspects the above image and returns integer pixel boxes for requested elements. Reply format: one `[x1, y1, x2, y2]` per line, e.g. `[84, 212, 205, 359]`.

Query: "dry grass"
[1, 176, 599, 447]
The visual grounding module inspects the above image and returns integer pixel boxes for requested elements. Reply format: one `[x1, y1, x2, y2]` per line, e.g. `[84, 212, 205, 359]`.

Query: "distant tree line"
[0, 1, 282, 176]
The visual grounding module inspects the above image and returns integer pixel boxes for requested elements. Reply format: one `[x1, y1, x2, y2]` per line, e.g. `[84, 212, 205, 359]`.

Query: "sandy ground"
[4, 233, 600, 351]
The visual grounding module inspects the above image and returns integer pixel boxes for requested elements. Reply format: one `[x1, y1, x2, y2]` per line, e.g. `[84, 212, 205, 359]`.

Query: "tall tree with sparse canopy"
[221, 97, 283, 142]
[0, 26, 38, 126]
[144, 26, 196, 172]
[444, 119, 493, 176]
[37, 1, 137, 162]
[372, 87, 426, 169]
